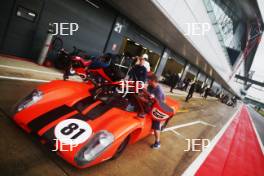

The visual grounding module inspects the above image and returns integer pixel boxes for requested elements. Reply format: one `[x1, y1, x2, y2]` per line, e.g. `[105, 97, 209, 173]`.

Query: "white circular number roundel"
[54, 119, 92, 145]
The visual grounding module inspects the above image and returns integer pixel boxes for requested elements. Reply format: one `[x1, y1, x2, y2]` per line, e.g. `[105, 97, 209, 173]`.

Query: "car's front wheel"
[112, 136, 130, 159]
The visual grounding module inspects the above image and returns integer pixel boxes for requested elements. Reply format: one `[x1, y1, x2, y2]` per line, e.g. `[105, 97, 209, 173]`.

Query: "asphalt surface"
[0, 78, 241, 176]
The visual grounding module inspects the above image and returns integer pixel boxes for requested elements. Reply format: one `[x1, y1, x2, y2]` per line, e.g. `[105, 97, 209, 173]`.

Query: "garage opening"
[120, 38, 161, 72]
[161, 56, 185, 85]
[197, 73, 207, 86]
[185, 72, 195, 81]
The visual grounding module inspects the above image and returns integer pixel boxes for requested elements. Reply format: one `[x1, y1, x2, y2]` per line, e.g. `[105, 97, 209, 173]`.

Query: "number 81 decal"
[55, 119, 92, 145]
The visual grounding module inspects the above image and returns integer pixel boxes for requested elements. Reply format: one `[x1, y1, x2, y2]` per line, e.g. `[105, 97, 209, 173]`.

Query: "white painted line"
[0, 65, 62, 76]
[165, 91, 217, 100]
[0, 75, 49, 83]
[181, 105, 242, 176]
[163, 121, 201, 132]
[246, 106, 264, 155]
[163, 120, 215, 132]
[199, 121, 216, 128]
[171, 129, 186, 138]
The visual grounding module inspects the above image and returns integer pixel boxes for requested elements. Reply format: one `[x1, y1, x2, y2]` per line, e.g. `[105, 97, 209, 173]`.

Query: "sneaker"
[151, 141, 161, 149]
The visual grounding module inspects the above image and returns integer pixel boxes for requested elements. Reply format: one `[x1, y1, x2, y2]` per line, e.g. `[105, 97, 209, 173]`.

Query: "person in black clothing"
[128, 56, 147, 83]
[231, 96, 237, 107]
[185, 80, 197, 102]
[183, 78, 190, 91]
[200, 84, 207, 96]
[204, 86, 211, 99]
[170, 73, 180, 93]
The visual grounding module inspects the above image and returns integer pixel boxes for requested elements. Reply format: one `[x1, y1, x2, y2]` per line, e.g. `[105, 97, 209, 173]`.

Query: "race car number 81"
[55, 119, 92, 145]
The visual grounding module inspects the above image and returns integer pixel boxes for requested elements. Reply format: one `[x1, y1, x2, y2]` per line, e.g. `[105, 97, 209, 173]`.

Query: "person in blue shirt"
[147, 74, 165, 149]
[89, 54, 111, 69]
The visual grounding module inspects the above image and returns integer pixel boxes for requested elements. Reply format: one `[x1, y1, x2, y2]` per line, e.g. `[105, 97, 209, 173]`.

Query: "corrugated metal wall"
[0, 0, 117, 60]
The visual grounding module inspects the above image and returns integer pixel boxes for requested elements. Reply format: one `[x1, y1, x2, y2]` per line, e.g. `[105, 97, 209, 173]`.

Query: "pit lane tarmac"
[0, 78, 241, 176]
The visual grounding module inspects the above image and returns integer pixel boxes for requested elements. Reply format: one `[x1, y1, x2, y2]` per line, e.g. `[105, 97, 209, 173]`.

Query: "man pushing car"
[146, 74, 166, 149]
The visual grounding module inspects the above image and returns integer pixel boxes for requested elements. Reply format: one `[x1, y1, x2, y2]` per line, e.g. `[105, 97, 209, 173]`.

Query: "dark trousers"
[170, 85, 175, 92]
[185, 91, 194, 102]
[170, 82, 178, 92]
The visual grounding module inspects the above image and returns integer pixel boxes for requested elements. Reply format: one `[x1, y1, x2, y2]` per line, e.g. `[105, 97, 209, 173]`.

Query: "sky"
[246, 0, 264, 102]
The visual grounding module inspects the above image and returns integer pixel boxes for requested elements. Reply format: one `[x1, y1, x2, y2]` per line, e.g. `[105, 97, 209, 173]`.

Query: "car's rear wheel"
[112, 136, 130, 159]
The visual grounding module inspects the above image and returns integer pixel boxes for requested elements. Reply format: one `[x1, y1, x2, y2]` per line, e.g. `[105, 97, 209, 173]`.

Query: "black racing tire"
[112, 136, 130, 160]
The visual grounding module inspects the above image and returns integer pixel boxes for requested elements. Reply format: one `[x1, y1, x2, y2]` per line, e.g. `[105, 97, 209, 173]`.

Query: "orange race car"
[12, 69, 179, 168]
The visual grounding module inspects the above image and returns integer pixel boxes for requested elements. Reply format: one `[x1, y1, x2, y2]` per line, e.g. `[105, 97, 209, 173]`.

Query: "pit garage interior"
[0, 0, 264, 176]
[0, 0, 230, 94]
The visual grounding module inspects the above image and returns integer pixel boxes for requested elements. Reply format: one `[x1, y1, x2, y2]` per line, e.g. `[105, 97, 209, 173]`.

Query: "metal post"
[38, 23, 55, 65]
[180, 63, 190, 81]
[210, 79, 214, 88]
[195, 71, 200, 81]
[155, 48, 168, 78]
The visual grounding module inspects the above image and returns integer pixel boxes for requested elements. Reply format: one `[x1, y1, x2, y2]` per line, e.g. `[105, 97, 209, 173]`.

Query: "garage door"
[1, 0, 44, 58]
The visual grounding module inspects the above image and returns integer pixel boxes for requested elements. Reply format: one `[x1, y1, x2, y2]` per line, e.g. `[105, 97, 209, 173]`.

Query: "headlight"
[75, 130, 114, 166]
[16, 90, 43, 112]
